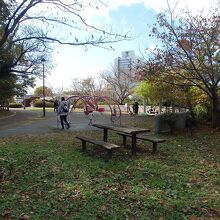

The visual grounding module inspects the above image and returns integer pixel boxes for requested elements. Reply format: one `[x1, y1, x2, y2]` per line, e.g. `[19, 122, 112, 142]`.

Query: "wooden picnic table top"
[92, 123, 150, 134]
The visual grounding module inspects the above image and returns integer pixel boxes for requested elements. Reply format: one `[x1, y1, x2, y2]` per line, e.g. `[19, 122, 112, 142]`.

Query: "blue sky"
[31, 0, 216, 93]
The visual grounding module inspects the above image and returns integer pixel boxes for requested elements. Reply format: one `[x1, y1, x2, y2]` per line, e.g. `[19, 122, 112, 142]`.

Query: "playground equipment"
[66, 95, 121, 124]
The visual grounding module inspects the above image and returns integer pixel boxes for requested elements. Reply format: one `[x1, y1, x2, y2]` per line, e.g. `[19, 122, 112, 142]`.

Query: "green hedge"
[9, 103, 23, 108]
[193, 104, 210, 122]
[33, 99, 53, 108]
[160, 112, 178, 133]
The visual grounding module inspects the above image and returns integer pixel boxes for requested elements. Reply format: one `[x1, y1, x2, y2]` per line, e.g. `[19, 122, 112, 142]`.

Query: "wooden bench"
[117, 133, 166, 154]
[75, 136, 120, 160]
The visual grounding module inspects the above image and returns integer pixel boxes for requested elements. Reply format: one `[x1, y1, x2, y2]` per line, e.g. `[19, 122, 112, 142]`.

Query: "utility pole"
[42, 58, 46, 117]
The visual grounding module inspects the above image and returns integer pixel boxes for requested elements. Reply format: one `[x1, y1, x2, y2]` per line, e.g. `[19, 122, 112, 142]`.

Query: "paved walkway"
[0, 109, 113, 137]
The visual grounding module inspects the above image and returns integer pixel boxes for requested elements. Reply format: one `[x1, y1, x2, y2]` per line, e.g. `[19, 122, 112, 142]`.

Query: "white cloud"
[83, 0, 218, 18]
[143, 0, 219, 15]
[30, 0, 219, 93]
[105, 0, 143, 8]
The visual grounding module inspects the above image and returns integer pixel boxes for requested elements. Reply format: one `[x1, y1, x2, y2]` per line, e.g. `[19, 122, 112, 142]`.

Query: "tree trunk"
[188, 101, 195, 120]
[186, 91, 196, 120]
[171, 103, 175, 113]
[143, 98, 146, 113]
[159, 100, 162, 113]
[211, 94, 220, 128]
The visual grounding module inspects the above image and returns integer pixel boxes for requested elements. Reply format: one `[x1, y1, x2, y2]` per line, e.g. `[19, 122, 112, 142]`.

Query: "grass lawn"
[0, 116, 220, 219]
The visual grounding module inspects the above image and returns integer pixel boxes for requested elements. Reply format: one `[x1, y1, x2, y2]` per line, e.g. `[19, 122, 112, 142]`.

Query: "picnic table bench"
[76, 135, 120, 160]
[117, 133, 166, 154]
[92, 123, 150, 155]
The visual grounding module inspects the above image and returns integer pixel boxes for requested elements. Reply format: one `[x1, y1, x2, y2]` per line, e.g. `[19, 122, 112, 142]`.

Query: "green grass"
[23, 107, 55, 112]
[0, 116, 220, 219]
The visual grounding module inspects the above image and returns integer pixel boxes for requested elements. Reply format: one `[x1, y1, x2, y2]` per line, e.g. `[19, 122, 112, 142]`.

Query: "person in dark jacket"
[54, 99, 59, 112]
[185, 115, 195, 135]
[132, 100, 139, 114]
[57, 97, 70, 129]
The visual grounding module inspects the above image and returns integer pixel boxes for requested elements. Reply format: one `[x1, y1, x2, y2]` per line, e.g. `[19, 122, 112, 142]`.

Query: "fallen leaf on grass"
[210, 208, 220, 215]
[189, 177, 198, 183]
[19, 213, 30, 220]
[190, 215, 197, 220]
[2, 211, 11, 220]
[100, 205, 110, 214]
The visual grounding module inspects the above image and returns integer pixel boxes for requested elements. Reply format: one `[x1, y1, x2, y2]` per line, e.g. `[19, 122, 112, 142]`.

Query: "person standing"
[132, 100, 139, 114]
[57, 97, 70, 129]
[135, 101, 139, 114]
[54, 99, 59, 112]
[132, 100, 136, 114]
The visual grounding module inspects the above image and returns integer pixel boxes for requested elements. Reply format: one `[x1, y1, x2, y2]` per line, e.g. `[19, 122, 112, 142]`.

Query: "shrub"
[33, 99, 53, 108]
[193, 105, 209, 122]
[9, 103, 22, 108]
[160, 113, 178, 134]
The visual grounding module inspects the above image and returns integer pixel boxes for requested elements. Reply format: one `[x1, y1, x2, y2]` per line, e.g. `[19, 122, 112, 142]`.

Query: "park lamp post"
[41, 58, 46, 117]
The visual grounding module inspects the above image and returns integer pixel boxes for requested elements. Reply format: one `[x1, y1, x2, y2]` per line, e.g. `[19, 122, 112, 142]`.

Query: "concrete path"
[0, 109, 113, 137]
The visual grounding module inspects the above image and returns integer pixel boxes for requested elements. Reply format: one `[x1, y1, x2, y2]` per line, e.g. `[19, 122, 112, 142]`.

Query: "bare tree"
[93, 74, 108, 96]
[48, 85, 64, 100]
[70, 77, 96, 96]
[0, 0, 129, 101]
[101, 65, 137, 104]
[69, 75, 108, 96]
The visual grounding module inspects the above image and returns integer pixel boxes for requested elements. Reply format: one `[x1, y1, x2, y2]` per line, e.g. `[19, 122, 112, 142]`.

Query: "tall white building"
[110, 50, 139, 101]
[115, 50, 136, 73]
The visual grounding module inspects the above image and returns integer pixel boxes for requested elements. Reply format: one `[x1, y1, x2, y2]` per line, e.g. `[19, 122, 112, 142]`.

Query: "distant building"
[14, 96, 24, 104]
[115, 51, 137, 72]
[14, 95, 40, 107]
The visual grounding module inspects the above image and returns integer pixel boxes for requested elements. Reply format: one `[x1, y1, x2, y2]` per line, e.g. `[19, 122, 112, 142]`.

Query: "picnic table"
[92, 123, 150, 155]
